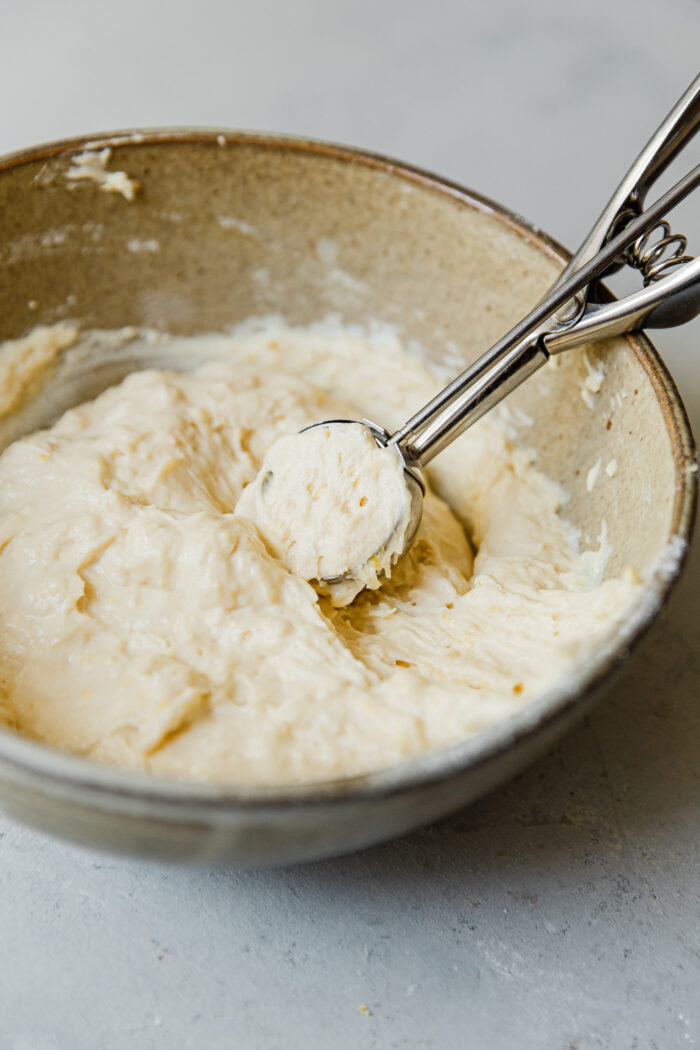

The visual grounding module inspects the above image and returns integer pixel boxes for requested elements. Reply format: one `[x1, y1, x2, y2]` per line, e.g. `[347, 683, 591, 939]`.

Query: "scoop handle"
[545, 255, 700, 354]
[559, 73, 700, 291]
[390, 76, 700, 467]
[392, 164, 700, 466]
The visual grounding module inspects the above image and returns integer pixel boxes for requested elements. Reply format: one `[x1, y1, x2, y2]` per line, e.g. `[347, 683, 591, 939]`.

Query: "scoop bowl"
[298, 419, 425, 588]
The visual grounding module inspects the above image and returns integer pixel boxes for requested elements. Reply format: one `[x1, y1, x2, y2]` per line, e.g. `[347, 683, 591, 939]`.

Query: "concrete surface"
[1, 1, 699, 1047]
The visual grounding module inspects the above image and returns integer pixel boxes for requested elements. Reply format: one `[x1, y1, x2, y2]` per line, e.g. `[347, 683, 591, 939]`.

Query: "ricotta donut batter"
[237, 421, 413, 605]
[0, 323, 640, 784]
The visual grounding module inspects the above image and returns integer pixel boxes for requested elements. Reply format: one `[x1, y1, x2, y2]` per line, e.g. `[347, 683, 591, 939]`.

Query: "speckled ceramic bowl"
[0, 131, 695, 865]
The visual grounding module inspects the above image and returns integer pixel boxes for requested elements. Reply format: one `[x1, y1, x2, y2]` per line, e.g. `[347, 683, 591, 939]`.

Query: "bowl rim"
[0, 127, 696, 814]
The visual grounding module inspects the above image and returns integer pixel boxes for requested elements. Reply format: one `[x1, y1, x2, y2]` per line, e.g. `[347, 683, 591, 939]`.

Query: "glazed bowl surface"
[0, 130, 695, 865]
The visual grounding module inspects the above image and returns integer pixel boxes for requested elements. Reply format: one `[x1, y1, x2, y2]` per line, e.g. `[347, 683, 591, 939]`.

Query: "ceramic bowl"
[0, 131, 695, 865]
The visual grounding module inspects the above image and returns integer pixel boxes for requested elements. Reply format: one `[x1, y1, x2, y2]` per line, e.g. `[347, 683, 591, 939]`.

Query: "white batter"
[237, 421, 413, 604]
[0, 322, 640, 784]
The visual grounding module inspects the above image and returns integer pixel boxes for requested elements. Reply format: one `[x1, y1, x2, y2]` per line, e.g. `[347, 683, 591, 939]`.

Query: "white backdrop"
[1, 3, 699, 1048]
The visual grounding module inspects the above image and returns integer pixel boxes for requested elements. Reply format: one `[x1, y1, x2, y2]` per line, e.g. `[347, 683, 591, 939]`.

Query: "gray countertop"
[1, 2, 699, 1047]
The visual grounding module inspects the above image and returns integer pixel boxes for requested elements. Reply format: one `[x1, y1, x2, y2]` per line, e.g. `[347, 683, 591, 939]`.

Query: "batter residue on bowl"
[0, 322, 640, 784]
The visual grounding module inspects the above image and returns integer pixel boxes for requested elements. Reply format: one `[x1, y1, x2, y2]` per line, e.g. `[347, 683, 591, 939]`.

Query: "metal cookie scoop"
[312, 73, 700, 592]
[298, 419, 425, 589]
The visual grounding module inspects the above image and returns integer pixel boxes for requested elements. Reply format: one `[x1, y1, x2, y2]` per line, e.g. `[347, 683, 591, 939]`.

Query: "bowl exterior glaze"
[0, 130, 695, 865]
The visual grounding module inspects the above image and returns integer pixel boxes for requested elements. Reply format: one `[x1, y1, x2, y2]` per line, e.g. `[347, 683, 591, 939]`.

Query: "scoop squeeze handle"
[390, 76, 700, 468]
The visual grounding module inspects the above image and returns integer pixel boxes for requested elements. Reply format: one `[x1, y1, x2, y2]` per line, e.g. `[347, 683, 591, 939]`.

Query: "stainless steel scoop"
[311, 73, 700, 589]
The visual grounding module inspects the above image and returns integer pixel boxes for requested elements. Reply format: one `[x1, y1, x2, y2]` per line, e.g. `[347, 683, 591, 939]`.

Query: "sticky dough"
[0, 323, 639, 784]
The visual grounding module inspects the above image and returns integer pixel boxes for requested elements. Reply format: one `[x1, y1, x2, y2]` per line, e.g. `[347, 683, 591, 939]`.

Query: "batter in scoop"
[0, 322, 640, 784]
[237, 421, 413, 605]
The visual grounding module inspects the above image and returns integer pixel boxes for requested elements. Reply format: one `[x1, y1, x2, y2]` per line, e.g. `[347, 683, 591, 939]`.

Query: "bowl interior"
[0, 132, 690, 586]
